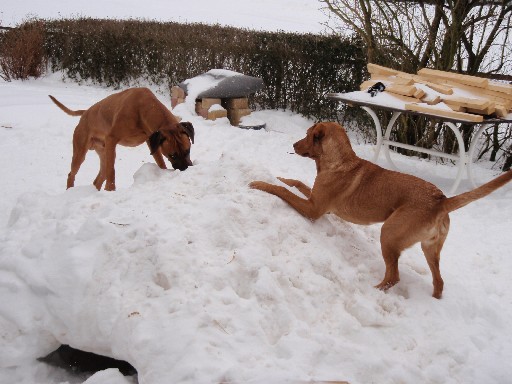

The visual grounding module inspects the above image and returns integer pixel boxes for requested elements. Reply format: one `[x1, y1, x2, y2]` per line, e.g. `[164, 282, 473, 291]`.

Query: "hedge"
[1, 19, 367, 121]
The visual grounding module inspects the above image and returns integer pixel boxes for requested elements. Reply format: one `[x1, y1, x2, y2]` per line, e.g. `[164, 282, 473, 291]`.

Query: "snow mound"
[0, 154, 382, 383]
[1, 78, 512, 384]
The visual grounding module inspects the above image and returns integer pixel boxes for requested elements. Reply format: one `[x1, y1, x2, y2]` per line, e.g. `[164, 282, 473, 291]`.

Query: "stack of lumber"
[170, 86, 186, 108]
[194, 96, 252, 125]
[223, 97, 252, 126]
[170, 85, 253, 125]
[361, 63, 512, 123]
[194, 98, 228, 121]
[171, 86, 228, 121]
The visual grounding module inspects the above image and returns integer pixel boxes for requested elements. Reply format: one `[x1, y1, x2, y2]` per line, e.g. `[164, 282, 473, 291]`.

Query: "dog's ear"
[313, 124, 325, 144]
[179, 122, 195, 144]
[149, 131, 164, 154]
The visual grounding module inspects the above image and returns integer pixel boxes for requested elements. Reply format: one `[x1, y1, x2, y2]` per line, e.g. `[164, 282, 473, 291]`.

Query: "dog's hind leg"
[67, 130, 88, 189]
[376, 209, 419, 292]
[375, 242, 401, 292]
[93, 148, 106, 191]
[104, 136, 119, 191]
[421, 215, 449, 299]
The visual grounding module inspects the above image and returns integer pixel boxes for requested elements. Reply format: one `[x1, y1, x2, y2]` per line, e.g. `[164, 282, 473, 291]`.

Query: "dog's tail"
[48, 95, 85, 117]
[441, 170, 512, 213]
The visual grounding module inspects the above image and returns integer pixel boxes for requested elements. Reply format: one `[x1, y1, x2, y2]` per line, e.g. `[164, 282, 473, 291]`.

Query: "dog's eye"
[169, 153, 177, 160]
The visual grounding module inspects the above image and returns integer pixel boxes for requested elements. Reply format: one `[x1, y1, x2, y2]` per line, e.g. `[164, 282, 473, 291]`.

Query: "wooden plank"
[405, 103, 483, 122]
[225, 97, 249, 109]
[170, 85, 186, 98]
[396, 73, 454, 94]
[387, 93, 421, 104]
[441, 96, 492, 111]
[386, 84, 417, 97]
[367, 63, 400, 76]
[418, 68, 488, 88]
[370, 74, 415, 86]
[423, 77, 512, 106]
[390, 77, 414, 86]
[413, 88, 426, 99]
[487, 81, 512, 96]
[395, 72, 415, 80]
[199, 98, 222, 109]
[467, 105, 496, 116]
[171, 96, 185, 109]
[495, 105, 509, 118]
[362, 76, 415, 90]
[423, 82, 454, 95]
[207, 109, 228, 121]
[445, 103, 467, 113]
[421, 94, 441, 105]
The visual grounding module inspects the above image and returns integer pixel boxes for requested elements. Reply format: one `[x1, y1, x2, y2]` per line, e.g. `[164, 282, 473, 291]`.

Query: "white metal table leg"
[361, 107, 383, 163]
[466, 124, 490, 189]
[444, 121, 467, 195]
[382, 112, 402, 171]
[359, 105, 478, 194]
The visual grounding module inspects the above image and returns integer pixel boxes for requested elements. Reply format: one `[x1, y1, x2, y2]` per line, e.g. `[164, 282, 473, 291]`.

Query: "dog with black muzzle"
[49, 87, 194, 191]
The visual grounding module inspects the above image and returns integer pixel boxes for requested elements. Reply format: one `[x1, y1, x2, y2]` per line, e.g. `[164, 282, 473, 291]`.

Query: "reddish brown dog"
[250, 122, 512, 298]
[49, 87, 194, 191]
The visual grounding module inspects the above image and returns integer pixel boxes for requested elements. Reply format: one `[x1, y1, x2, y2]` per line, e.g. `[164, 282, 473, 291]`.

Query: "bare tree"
[320, 0, 512, 168]
[320, 0, 512, 74]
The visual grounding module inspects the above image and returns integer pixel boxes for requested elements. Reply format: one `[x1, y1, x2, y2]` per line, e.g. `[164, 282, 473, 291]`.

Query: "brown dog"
[250, 122, 512, 298]
[49, 87, 194, 191]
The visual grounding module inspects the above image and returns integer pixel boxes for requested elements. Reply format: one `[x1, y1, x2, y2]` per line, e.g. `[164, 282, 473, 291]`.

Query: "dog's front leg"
[249, 181, 324, 221]
[104, 137, 118, 191]
[277, 177, 312, 197]
[153, 150, 167, 169]
[146, 140, 167, 169]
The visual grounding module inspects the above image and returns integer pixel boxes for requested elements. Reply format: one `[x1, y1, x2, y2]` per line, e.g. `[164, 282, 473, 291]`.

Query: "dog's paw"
[249, 181, 269, 190]
[375, 280, 399, 291]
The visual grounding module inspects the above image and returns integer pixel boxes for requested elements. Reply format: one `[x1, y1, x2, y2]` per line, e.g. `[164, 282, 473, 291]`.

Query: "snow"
[2, 71, 512, 384]
[181, 70, 238, 113]
[1, 3, 512, 384]
[209, 104, 226, 112]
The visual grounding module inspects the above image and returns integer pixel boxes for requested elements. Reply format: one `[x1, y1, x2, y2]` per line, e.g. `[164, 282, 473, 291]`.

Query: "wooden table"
[327, 91, 512, 194]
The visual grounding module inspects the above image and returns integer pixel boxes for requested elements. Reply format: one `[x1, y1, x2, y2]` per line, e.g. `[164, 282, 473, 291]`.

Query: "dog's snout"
[293, 139, 309, 157]
[170, 156, 193, 171]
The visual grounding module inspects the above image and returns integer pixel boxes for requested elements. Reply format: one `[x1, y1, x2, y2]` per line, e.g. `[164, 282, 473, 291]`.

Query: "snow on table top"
[328, 89, 512, 124]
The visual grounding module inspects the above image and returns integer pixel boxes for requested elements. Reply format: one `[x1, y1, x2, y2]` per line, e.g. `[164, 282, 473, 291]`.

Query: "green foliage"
[36, 18, 364, 121]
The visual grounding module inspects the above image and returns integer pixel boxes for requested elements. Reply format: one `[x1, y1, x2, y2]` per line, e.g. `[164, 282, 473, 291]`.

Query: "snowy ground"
[1, 2, 512, 383]
[1, 72, 512, 384]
